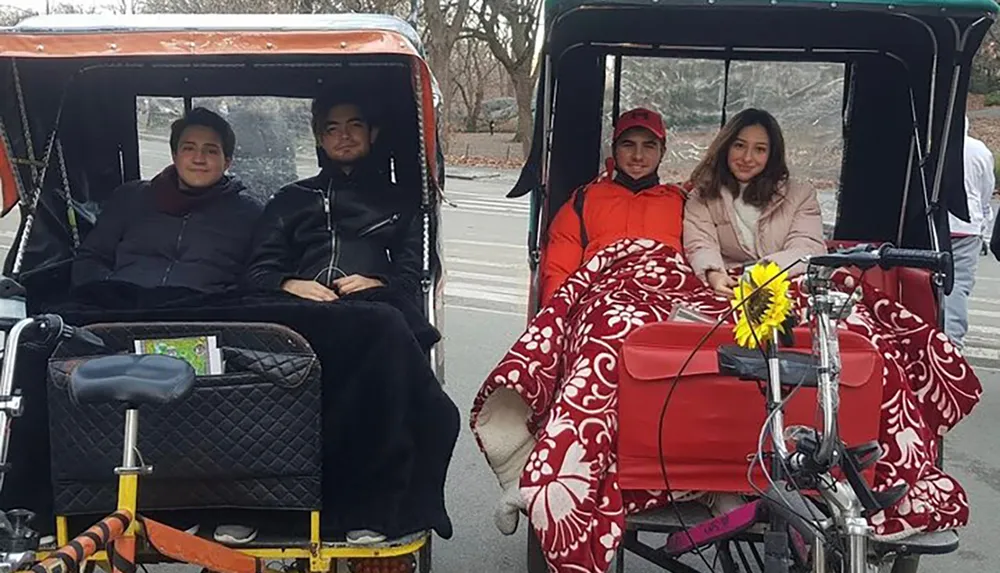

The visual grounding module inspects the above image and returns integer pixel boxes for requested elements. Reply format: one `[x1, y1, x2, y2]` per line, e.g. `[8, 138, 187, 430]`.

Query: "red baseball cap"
[613, 107, 667, 142]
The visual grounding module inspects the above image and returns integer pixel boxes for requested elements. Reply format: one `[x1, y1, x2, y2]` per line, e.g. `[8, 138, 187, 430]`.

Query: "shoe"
[213, 524, 257, 545]
[184, 524, 200, 536]
[39, 535, 56, 548]
[345, 529, 386, 545]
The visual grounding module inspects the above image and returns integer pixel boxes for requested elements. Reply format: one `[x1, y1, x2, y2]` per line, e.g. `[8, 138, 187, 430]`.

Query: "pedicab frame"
[0, 13, 447, 573]
[510, 0, 998, 570]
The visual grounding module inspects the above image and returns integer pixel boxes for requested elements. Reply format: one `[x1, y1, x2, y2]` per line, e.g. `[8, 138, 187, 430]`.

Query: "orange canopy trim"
[0, 130, 20, 216]
[0, 29, 421, 59]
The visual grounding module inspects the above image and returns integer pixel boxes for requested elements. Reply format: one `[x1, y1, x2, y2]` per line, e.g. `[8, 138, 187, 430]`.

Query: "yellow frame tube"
[116, 474, 139, 535]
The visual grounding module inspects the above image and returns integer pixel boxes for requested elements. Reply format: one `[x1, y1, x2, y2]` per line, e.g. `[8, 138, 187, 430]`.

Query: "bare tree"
[449, 37, 502, 131]
[0, 6, 35, 25]
[471, 0, 541, 156]
[422, 0, 471, 149]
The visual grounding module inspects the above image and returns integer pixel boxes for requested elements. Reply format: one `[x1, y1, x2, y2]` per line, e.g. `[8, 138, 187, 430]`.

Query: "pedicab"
[506, 0, 997, 570]
[0, 13, 448, 573]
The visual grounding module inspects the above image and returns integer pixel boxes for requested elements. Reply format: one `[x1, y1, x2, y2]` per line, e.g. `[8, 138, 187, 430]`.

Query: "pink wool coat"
[682, 179, 827, 280]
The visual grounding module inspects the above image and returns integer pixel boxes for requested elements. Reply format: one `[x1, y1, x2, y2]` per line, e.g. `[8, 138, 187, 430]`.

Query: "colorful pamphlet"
[133, 335, 223, 376]
[668, 304, 714, 324]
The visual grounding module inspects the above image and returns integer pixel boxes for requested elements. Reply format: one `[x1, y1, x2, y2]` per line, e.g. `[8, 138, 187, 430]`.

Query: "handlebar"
[807, 243, 952, 275]
[0, 315, 104, 495]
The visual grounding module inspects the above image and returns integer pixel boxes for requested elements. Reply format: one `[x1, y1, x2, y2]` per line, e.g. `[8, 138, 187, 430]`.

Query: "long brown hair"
[689, 108, 789, 209]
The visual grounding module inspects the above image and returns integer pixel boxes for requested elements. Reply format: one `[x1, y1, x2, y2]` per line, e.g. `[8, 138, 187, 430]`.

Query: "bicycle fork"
[814, 476, 873, 573]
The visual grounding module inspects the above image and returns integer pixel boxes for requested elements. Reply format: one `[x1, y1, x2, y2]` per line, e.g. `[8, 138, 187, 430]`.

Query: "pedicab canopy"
[0, 14, 442, 293]
[517, 0, 999, 254]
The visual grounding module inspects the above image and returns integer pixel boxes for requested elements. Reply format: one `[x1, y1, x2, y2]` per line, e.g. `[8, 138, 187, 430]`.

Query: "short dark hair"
[310, 88, 376, 139]
[169, 107, 237, 159]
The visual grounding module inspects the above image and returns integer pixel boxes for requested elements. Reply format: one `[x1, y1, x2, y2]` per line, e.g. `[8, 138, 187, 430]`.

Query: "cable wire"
[654, 259, 801, 572]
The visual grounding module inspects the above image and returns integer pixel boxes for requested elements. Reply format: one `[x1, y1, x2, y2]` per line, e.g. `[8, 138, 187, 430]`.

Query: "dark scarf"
[316, 151, 389, 189]
[614, 170, 660, 193]
[152, 165, 229, 216]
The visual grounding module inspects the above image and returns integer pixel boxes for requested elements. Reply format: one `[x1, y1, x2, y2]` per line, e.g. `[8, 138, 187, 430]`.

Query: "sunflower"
[731, 261, 793, 349]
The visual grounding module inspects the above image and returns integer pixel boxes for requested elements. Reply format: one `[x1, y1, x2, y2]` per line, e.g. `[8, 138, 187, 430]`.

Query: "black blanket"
[0, 282, 458, 541]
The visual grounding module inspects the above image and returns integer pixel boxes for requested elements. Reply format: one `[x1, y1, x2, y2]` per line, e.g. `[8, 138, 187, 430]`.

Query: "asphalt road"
[1, 146, 998, 572]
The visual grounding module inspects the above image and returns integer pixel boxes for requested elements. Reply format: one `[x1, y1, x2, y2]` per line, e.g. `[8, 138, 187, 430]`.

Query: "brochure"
[133, 335, 223, 376]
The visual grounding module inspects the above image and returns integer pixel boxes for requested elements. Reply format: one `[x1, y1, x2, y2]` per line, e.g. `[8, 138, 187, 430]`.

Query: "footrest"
[872, 529, 959, 556]
[663, 501, 762, 556]
[625, 503, 714, 533]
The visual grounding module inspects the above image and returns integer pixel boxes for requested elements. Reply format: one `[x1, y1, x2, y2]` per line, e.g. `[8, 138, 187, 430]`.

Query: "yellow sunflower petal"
[730, 261, 794, 349]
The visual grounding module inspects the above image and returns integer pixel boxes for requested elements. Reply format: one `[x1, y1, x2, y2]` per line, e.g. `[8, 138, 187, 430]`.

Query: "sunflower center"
[741, 276, 774, 325]
[746, 290, 773, 323]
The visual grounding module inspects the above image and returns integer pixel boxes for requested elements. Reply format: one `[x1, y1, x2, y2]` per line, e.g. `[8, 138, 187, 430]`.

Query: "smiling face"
[613, 127, 664, 180]
[727, 123, 770, 184]
[318, 103, 379, 165]
[172, 125, 230, 189]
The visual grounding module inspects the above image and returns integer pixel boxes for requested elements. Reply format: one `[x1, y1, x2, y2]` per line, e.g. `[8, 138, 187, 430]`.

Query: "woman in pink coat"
[683, 108, 827, 295]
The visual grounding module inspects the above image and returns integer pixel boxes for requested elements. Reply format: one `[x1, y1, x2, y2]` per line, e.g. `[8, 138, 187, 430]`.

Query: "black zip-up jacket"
[243, 163, 424, 297]
[71, 175, 262, 293]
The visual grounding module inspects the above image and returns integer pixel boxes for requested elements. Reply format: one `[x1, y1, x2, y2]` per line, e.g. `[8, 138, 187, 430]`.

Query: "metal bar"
[612, 54, 623, 121]
[122, 409, 139, 469]
[749, 540, 764, 568]
[621, 534, 704, 573]
[411, 62, 441, 381]
[0, 317, 33, 494]
[734, 541, 754, 572]
[721, 59, 731, 129]
[813, 535, 827, 573]
[847, 518, 868, 573]
[896, 137, 917, 245]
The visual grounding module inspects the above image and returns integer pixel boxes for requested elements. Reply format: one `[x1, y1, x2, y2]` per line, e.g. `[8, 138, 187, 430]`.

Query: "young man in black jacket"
[72, 107, 262, 294]
[243, 91, 422, 302]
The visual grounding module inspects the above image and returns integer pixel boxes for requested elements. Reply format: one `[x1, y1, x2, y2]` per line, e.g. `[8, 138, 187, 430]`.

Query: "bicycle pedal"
[870, 484, 908, 514]
[844, 441, 882, 471]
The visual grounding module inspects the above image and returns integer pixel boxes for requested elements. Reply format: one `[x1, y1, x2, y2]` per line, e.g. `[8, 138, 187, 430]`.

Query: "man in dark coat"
[72, 107, 262, 293]
[243, 92, 422, 303]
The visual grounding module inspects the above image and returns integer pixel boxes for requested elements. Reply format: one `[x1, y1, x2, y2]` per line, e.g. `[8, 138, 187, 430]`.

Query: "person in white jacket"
[945, 115, 995, 350]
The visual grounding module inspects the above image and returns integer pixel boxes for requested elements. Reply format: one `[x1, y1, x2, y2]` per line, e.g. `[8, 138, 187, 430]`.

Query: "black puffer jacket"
[243, 162, 423, 297]
[71, 173, 263, 293]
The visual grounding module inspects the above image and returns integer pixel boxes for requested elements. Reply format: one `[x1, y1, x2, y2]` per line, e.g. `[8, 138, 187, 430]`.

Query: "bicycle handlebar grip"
[877, 246, 951, 274]
[70, 327, 106, 349]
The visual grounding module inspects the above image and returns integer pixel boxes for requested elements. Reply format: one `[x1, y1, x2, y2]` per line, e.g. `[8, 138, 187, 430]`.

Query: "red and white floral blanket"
[469, 238, 982, 573]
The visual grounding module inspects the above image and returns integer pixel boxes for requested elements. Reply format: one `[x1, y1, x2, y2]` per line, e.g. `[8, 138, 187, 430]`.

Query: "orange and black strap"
[107, 539, 137, 573]
[28, 511, 131, 573]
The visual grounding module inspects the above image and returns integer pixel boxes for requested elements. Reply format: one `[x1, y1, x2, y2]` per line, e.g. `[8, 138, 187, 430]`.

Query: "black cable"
[654, 260, 800, 572]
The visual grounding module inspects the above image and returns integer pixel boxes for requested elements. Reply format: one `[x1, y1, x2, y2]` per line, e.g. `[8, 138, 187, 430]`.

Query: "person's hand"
[706, 270, 738, 296]
[281, 279, 338, 302]
[333, 274, 385, 295]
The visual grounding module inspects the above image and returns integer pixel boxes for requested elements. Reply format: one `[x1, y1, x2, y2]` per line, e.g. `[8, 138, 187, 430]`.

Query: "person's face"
[613, 128, 664, 180]
[319, 104, 379, 165]
[727, 124, 770, 183]
[172, 125, 230, 189]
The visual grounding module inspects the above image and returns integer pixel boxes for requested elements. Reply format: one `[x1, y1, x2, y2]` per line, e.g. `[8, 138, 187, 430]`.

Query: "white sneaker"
[39, 535, 56, 548]
[213, 524, 257, 545]
[345, 529, 386, 545]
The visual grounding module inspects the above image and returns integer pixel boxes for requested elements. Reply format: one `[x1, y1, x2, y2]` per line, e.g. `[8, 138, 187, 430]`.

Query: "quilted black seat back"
[47, 322, 322, 515]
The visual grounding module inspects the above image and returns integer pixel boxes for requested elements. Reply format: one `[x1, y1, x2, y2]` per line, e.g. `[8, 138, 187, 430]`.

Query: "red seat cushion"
[617, 321, 883, 493]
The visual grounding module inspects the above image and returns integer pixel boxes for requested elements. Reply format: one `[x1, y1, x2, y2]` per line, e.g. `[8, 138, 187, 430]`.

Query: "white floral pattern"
[470, 239, 981, 573]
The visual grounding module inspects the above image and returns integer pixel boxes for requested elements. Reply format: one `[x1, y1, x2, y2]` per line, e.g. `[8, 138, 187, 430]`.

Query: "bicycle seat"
[717, 345, 819, 387]
[69, 354, 196, 406]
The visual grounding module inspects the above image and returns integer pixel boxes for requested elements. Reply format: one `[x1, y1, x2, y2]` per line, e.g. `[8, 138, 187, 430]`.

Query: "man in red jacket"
[540, 107, 686, 304]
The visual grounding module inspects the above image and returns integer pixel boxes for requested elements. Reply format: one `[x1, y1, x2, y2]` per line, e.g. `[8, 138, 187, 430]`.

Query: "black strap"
[572, 186, 588, 248]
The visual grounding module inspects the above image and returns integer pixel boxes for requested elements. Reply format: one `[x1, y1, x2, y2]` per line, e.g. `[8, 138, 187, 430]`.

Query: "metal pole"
[122, 409, 139, 469]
